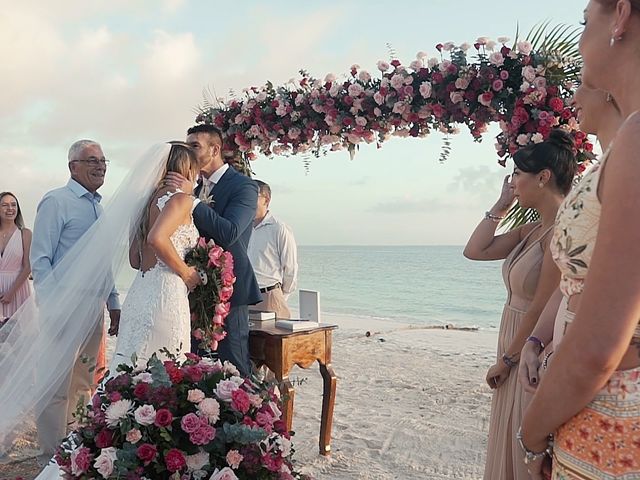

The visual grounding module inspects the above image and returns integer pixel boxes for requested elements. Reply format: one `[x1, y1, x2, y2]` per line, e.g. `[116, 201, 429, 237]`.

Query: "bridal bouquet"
[186, 238, 235, 351]
[54, 353, 309, 480]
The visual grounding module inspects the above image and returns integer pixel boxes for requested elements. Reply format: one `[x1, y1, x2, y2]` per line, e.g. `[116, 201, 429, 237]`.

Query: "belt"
[260, 282, 281, 293]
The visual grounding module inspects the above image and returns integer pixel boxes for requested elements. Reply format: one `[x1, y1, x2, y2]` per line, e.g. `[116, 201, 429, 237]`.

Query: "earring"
[538, 182, 544, 188]
[610, 36, 616, 47]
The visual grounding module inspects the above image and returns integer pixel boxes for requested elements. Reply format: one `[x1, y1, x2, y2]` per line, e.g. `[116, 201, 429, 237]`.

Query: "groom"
[169, 124, 261, 377]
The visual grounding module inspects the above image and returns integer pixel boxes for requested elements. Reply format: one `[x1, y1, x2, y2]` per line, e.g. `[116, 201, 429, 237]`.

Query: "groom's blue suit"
[193, 166, 261, 376]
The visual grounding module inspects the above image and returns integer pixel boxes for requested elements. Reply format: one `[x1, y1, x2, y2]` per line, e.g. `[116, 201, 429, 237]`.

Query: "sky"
[0, 0, 588, 245]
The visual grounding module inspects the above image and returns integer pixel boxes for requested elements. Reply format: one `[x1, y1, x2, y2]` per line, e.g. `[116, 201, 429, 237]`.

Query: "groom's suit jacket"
[193, 166, 262, 307]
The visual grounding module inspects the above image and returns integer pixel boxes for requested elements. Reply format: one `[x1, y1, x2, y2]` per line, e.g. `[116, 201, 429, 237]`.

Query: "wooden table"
[249, 323, 338, 456]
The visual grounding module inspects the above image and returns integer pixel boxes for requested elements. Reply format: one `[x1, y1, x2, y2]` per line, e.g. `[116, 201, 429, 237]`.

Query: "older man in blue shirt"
[31, 139, 121, 463]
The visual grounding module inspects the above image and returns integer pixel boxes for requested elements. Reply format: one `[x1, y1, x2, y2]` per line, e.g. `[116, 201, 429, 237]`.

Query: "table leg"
[318, 362, 337, 456]
[279, 377, 295, 433]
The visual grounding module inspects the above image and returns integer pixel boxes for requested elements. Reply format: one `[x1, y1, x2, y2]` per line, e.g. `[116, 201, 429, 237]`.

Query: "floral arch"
[195, 27, 592, 188]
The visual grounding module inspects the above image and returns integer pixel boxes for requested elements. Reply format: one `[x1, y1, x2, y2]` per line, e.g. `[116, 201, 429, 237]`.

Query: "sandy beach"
[288, 314, 496, 480]
[0, 314, 498, 480]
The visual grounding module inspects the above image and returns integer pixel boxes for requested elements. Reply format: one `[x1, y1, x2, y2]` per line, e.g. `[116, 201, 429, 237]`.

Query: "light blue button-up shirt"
[30, 178, 121, 310]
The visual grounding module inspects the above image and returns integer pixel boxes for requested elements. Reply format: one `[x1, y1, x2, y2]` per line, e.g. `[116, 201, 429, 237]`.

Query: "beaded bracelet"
[484, 211, 505, 223]
[502, 352, 518, 368]
[526, 335, 545, 352]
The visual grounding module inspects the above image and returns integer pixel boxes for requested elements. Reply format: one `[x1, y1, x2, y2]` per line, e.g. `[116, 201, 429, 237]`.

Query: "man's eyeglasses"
[70, 157, 110, 166]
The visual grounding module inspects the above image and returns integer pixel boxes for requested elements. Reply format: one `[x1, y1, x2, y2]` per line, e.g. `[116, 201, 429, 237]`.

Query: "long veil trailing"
[0, 143, 172, 453]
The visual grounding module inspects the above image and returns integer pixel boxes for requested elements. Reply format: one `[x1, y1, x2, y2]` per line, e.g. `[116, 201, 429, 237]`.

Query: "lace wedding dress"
[110, 190, 199, 370]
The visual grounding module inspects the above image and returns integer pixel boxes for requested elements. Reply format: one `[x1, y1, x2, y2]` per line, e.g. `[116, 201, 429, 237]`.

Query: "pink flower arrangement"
[186, 238, 236, 351]
[54, 353, 310, 479]
[195, 38, 593, 168]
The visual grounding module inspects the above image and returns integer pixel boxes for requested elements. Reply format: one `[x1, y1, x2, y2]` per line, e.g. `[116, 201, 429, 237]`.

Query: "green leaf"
[147, 354, 172, 387]
[217, 423, 268, 444]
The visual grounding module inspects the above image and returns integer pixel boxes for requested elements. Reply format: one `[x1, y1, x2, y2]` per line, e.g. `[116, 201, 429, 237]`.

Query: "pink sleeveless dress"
[0, 229, 32, 319]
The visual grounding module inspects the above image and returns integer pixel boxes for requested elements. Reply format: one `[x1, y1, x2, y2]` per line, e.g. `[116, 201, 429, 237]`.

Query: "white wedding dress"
[110, 190, 199, 369]
[36, 190, 198, 480]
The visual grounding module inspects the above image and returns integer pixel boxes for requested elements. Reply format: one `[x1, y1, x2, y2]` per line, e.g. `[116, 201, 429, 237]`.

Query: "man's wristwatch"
[516, 427, 553, 464]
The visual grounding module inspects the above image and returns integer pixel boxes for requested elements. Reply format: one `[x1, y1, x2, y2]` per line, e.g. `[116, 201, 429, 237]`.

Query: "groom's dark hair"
[187, 124, 224, 147]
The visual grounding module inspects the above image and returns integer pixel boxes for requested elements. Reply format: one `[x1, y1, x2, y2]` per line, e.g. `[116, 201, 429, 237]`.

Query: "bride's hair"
[137, 141, 199, 242]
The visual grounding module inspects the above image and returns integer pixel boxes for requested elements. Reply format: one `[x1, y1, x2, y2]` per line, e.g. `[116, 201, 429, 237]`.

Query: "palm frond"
[527, 21, 582, 63]
[501, 204, 540, 231]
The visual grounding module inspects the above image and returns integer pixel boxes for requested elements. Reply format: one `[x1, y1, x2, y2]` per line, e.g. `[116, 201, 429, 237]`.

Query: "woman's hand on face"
[497, 175, 516, 210]
[486, 360, 510, 389]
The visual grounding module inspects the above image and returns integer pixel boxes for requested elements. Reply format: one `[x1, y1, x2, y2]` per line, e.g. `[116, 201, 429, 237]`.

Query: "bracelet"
[516, 427, 554, 465]
[542, 350, 553, 370]
[526, 335, 545, 352]
[502, 352, 518, 368]
[484, 211, 505, 223]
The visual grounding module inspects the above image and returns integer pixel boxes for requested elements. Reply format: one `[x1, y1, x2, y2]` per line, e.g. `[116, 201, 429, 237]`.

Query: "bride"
[0, 141, 202, 465]
[110, 141, 201, 369]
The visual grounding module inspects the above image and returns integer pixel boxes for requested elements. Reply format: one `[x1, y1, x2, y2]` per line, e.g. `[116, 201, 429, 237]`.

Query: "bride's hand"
[165, 172, 193, 192]
[182, 266, 201, 291]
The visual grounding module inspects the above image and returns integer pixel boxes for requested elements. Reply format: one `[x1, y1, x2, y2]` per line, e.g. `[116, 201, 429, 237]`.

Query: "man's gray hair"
[68, 139, 101, 162]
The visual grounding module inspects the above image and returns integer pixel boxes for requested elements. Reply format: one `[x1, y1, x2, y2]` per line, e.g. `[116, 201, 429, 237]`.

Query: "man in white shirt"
[248, 180, 298, 319]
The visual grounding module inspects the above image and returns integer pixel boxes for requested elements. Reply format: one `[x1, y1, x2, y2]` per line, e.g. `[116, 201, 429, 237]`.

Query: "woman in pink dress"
[0, 192, 32, 322]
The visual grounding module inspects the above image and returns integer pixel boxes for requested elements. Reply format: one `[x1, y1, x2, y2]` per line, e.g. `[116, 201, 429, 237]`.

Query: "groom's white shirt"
[205, 162, 229, 185]
[193, 163, 229, 209]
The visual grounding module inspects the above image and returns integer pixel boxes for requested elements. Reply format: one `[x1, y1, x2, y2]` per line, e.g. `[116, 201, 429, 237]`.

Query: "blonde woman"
[0, 192, 32, 321]
[109, 141, 202, 370]
[521, 1, 640, 478]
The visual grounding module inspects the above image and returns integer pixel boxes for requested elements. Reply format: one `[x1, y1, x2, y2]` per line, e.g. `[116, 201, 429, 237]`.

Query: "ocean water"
[289, 246, 506, 330]
[116, 246, 507, 330]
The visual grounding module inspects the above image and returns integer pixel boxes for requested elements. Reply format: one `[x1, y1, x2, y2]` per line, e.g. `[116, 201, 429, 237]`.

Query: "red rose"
[133, 382, 150, 400]
[154, 408, 173, 428]
[548, 97, 564, 112]
[136, 443, 158, 465]
[560, 108, 573, 120]
[181, 365, 203, 383]
[164, 361, 184, 384]
[390, 59, 401, 67]
[164, 449, 186, 473]
[231, 389, 251, 414]
[94, 428, 114, 448]
[435, 43, 444, 52]
[184, 352, 201, 363]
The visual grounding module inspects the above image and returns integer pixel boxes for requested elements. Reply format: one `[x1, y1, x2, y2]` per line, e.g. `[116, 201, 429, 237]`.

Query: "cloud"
[348, 177, 371, 187]
[371, 196, 463, 214]
[450, 165, 506, 199]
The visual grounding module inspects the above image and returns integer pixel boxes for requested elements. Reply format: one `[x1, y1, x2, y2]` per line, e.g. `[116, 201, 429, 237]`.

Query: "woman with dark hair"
[464, 129, 577, 480]
[0, 192, 32, 321]
[521, 1, 640, 478]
